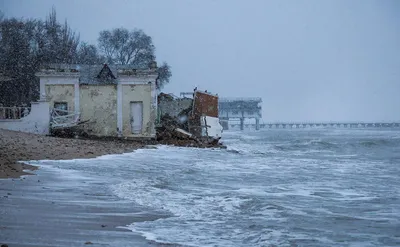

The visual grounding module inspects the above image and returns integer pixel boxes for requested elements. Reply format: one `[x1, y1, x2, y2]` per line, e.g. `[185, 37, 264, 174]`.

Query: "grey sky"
[1, 0, 399, 122]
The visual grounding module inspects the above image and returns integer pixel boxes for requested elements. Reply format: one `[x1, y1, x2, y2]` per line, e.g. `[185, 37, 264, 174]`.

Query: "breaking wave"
[223, 130, 400, 157]
[31, 128, 400, 247]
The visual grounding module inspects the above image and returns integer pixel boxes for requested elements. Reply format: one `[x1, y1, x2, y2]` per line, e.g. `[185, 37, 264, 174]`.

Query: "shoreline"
[0, 162, 169, 247]
[1, 128, 225, 179]
[0, 128, 188, 246]
[0, 129, 146, 179]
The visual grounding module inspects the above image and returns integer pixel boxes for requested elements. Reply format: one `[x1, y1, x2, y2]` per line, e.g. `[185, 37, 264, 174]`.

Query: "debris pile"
[156, 89, 225, 148]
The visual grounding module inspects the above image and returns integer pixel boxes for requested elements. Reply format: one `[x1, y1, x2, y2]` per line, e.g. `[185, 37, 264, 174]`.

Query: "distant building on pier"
[218, 97, 262, 130]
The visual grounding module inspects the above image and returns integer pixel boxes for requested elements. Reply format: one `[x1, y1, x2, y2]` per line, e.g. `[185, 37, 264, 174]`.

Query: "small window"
[54, 102, 68, 116]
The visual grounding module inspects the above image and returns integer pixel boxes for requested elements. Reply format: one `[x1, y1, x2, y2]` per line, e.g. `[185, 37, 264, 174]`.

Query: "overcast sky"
[2, 0, 400, 122]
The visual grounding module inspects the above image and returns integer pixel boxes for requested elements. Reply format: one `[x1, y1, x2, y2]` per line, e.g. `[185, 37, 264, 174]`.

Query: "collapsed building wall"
[157, 93, 193, 118]
[188, 91, 219, 137]
[156, 90, 223, 147]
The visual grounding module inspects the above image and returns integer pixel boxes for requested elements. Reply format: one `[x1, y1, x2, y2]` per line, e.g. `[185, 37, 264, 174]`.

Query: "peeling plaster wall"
[37, 70, 157, 139]
[45, 85, 75, 111]
[121, 84, 153, 137]
[80, 85, 117, 136]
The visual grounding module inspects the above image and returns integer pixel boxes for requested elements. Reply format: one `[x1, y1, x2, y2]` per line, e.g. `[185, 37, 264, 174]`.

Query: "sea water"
[31, 128, 400, 246]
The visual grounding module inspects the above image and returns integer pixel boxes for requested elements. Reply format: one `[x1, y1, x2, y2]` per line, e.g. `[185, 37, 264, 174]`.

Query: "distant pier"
[228, 122, 400, 129]
[217, 97, 399, 130]
[219, 97, 262, 130]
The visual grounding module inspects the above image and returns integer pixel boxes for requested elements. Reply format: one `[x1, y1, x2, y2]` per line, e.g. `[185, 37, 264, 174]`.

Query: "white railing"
[0, 107, 31, 120]
[50, 108, 81, 128]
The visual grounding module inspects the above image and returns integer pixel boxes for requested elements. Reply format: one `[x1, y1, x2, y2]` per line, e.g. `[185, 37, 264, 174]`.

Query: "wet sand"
[0, 129, 145, 178]
[0, 166, 169, 247]
[0, 129, 187, 246]
[0, 128, 223, 179]
[0, 129, 181, 246]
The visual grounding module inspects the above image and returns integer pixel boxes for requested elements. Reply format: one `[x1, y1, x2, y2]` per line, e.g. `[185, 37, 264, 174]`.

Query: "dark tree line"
[0, 8, 171, 106]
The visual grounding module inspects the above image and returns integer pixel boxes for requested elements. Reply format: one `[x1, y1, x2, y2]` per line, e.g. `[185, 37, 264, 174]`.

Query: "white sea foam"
[111, 178, 248, 218]
[17, 128, 400, 247]
[24, 160, 92, 181]
[113, 178, 255, 246]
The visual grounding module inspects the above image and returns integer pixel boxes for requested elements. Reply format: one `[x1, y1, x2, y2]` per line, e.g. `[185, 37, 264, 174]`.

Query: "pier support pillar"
[240, 118, 244, 131]
[221, 119, 229, 130]
[255, 118, 260, 130]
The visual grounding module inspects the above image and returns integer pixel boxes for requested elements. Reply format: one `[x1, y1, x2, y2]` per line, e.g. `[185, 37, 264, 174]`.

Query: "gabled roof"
[80, 64, 118, 85]
[96, 64, 116, 80]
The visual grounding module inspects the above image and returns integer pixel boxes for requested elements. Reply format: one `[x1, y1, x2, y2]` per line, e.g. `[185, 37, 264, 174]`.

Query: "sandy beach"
[0, 129, 145, 178]
[0, 160, 169, 247]
[0, 128, 222, 179]
[0, 129, 179, 246]
[0, 129, 221, 246]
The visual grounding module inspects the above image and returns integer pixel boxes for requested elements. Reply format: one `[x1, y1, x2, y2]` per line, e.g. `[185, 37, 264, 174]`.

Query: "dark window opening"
[54, 102, 68, 116]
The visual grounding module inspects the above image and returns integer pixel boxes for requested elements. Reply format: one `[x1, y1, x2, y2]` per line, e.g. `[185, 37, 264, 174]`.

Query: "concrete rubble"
[156, 89, 225, 148]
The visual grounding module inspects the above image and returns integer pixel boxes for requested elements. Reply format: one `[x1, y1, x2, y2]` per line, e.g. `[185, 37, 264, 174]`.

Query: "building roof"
[36, 63, 158, 85]
[79, 64, 117, 84]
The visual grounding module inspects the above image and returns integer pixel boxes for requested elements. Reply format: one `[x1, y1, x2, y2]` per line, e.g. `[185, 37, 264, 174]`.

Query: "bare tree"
[97, 27, 172, 89]
[0, 8, 81, 105]
[42, 7, 79, 63]
[77, 42, 104, 64]
[0, 18, 40, 104]
[98, 28, 154, 65]
[157, 62, 172, 89]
